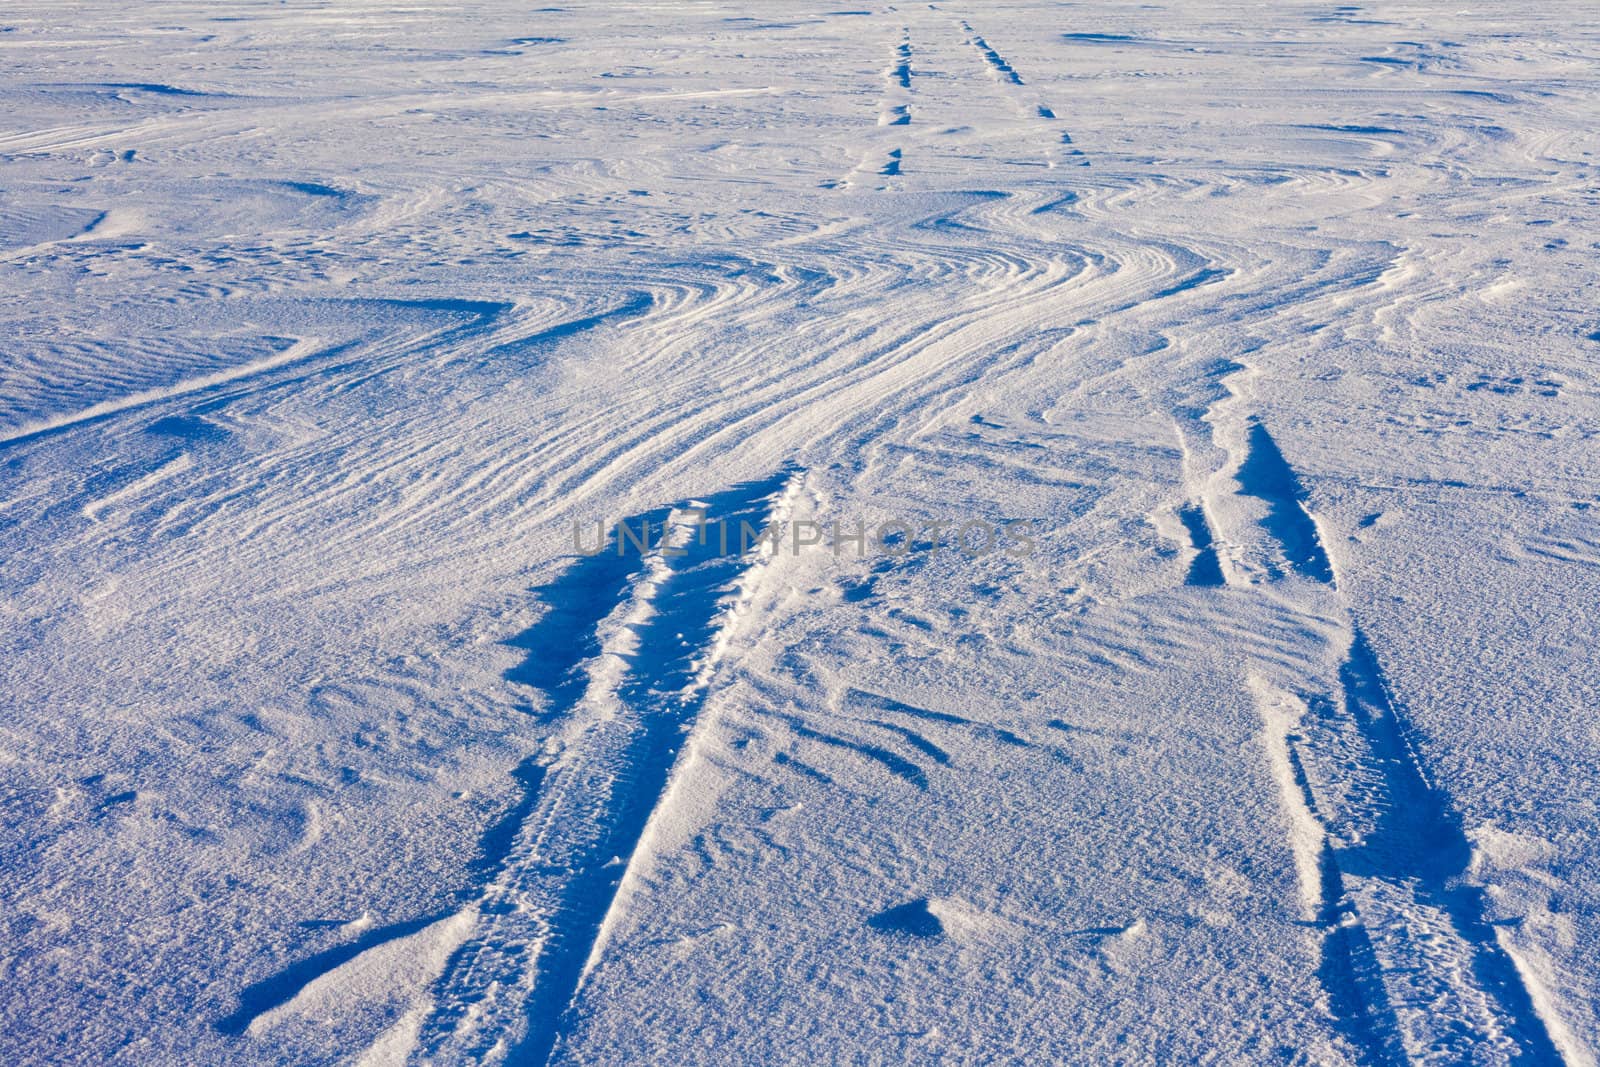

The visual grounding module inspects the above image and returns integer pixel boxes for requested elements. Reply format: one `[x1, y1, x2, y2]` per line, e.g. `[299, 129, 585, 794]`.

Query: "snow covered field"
[2, 1, 1599, 1063]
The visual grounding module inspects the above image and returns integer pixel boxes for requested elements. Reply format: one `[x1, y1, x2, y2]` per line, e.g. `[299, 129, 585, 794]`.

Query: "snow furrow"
[1201, 387, 1567, 1063]
[412, 469, 801, 1065]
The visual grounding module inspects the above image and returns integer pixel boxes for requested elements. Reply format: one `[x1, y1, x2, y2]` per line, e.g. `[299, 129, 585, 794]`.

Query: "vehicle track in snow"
[957, 18, 1082, 166]
[1182, 368, 1568, 1065]
[412, 469, 802, 1065]
[838, 28, 914, 187]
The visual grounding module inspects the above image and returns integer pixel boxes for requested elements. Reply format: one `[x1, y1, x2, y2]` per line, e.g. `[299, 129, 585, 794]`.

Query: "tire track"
[960, 21, 1024, 86]
[839, 28, 914, 187]
[956, 18, 1083, 166]
[412, 469, 802, 1065]
[1185, 369, 1568, 1064]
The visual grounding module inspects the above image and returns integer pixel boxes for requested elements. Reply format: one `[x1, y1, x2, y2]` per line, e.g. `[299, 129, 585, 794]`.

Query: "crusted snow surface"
[2, 2, 1598, 1064]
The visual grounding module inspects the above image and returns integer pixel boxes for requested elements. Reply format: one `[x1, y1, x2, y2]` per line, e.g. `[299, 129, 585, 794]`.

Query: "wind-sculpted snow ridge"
[5, 1, 1600, 1062]
[412, 469, 803, 1066]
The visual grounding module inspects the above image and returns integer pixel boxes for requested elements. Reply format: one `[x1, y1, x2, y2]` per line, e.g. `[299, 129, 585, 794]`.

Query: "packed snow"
[2, 1, 1598, 1064]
